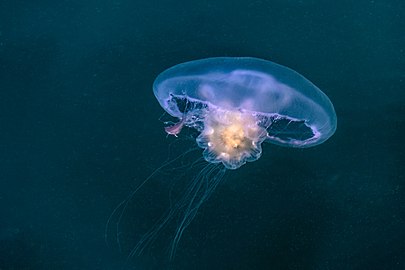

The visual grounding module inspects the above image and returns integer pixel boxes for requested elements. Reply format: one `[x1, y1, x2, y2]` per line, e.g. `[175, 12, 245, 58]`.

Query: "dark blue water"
[0, 0, 404, 269]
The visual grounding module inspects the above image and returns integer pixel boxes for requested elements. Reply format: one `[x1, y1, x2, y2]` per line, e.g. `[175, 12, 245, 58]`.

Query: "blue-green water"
[0, 0, 404, 269]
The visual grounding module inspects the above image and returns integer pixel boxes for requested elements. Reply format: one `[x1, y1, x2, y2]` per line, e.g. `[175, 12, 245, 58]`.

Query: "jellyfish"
[155, 57, 337, 169]
[108, 57, 337, 263]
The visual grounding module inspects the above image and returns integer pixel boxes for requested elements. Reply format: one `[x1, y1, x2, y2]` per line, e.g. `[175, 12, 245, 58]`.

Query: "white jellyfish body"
[154, 57, 337, 169]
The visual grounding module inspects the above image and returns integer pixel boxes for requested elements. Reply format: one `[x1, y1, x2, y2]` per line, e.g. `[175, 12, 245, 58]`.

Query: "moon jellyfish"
[108, 57, 337, 263]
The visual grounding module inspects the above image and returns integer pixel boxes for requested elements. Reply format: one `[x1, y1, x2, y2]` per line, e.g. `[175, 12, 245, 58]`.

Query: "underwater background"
[0, 0, 404, 269]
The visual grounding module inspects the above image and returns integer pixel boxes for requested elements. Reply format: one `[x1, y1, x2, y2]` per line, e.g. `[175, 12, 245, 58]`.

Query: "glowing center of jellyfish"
[221, 123, 245, 149]
[197, 109, 268, 170]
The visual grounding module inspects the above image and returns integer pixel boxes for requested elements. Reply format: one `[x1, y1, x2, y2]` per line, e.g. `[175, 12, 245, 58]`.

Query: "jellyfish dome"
[154, 57, 337, 169]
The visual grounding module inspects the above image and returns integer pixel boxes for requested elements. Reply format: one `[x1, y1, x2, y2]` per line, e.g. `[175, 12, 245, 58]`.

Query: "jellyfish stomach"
[196, 109, 268, 169]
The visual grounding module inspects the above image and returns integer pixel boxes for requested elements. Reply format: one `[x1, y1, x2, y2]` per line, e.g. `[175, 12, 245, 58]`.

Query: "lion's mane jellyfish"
[109, 57, 336, 263]
[155, 57, 337, 169]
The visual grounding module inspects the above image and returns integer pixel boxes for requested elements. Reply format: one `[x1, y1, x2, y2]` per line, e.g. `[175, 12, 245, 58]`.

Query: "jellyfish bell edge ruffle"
[161, 94, 334, 149]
